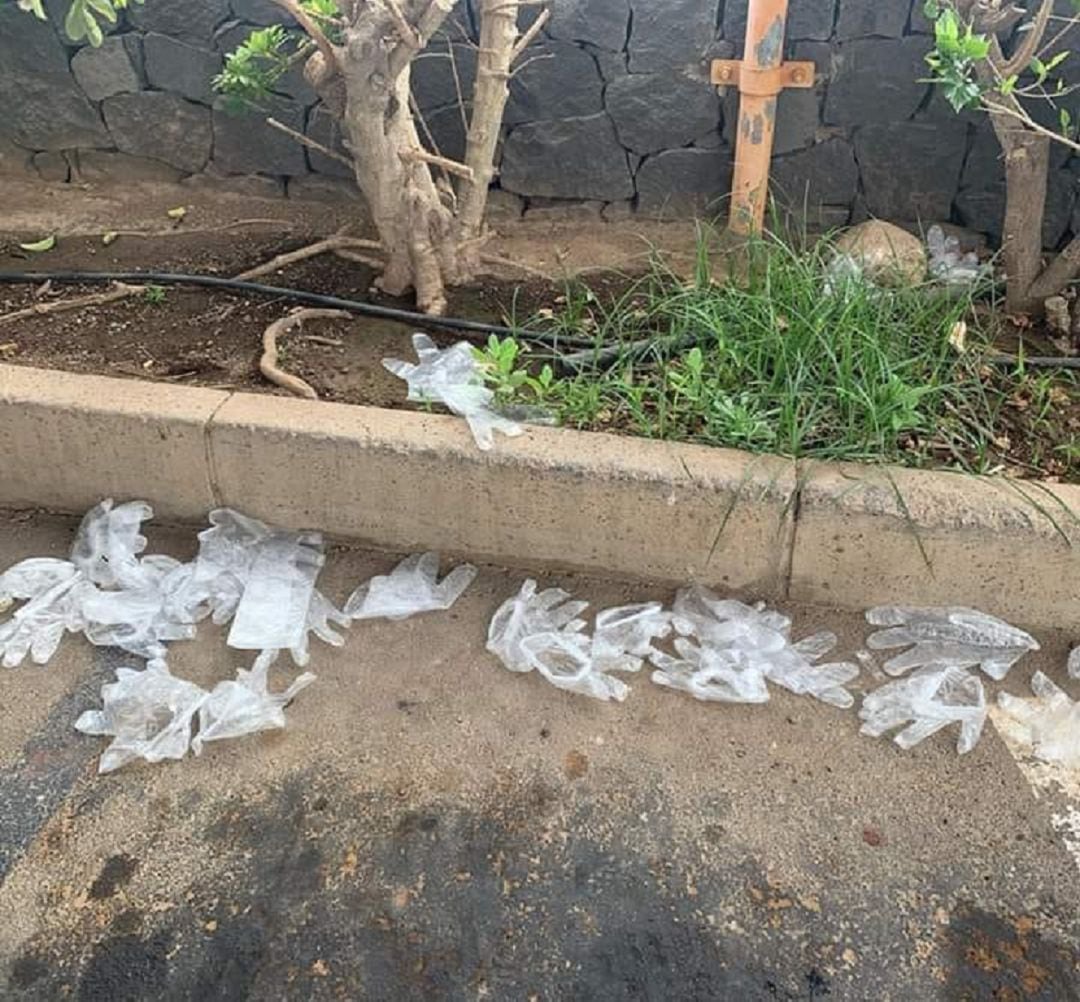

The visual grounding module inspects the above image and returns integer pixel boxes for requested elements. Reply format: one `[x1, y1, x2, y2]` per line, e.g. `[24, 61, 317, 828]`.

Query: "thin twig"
[267, 117, 353, 169]
[270, 0, 339, 70]
[384, 0, 422, 47]
[1001, 0, 1055, 78]
[105, 219, 295, 239]
[510, 8, 549, 61]
[235, 235, 383, 281]
[333, 248, 387, 268]
[261, 308, 352, 398]
[0, 283, 141, 325]
[399, 147, 475, 179]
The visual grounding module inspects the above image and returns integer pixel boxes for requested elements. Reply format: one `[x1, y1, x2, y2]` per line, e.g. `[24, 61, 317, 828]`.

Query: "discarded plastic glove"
[288, 589, 351, 667]
[70, 499, 155, 590]
[345, 552, 477, 621]
[766, 632, 861, 710]
[0, 558, 78, 607]
[0, 574, 88, 668]
[865, 606, 1038, 680]
[383, 333, 524, 450]
[1068, 647, 1080, 681]
[75, 659, 209, 773]
[997, 671, 1080, 768]
[487, 579, 589, 673]
[192, 650, 315, 753]
[521, 630, 630, 702]
[859, 665, 986, 755]
[650, 639, 770, 704]
[927, 225, 986, 287]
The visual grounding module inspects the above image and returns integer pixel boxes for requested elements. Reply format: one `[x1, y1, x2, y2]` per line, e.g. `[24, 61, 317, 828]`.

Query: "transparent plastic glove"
[521, 631, 630, 702]
[70, 499, 155, 589]
[672, 586, 789, 653]
[764, 632, 861, 710]
[192, 649, 316, 753]
[345, 552, 477, 621]
[287, 589, 350, 668]
[383, 333, 524, 450]
[650, 638, 770, 704]
[487, 579, 589, 673]
[865, 606, 1038, 680]
[191, 508, 274, 623]
[591, 603, 671, 673]
[227, 532, 325, 651]
[1068, 648, 1080, 681]
[0, 558, 78, 606]
[0, 575, 87, 668]
[927, 224, 986, 286]
[997, 671, 1080, 767]
[75, 659, 208, 773]
[859, 665, 986, 754]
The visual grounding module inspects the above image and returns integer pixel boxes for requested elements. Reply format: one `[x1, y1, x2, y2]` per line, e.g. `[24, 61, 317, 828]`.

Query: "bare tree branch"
[1000, 0, 1055, 77]
[267, 116, 354, 168]
[399, 147, 476, 179]
[510, 8, 549, 61]
[270, 0, 340, 70]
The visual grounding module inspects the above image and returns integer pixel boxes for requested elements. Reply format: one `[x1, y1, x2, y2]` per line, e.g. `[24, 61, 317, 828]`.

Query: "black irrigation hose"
[5, 271, 1080, 372]
[0, 270, 599, 350]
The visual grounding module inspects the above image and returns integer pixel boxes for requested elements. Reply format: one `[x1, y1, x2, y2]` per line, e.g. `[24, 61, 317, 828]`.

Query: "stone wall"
[2, 0, 1079, 246]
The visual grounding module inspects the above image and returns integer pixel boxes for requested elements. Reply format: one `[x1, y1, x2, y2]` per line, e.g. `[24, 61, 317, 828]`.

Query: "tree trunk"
[981, 88, 1050, 314]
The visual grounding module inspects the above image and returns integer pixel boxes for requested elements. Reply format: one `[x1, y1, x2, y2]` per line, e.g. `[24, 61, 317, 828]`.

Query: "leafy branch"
[15, 0, 143, 45]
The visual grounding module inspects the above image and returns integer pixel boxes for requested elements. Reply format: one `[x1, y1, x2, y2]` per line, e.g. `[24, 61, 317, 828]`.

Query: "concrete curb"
[2, 363, 1078, 627]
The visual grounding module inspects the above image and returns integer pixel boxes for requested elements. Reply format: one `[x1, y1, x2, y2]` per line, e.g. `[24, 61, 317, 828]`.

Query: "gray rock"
[501, 114, 633, 200]
[824, 36, 930, 126]
[287, 175, 362, 202]
[410, 41, 477, 112]
[128, 0, 231, 43]
[590, 43, 628, 80]
[32, 151, 70, 183]
[959, 120, 1003, 191]
[629, 0, 715, 74]
[421, 103, 472, 164]
[505, 42, 603, 125]
[486, 189, 525, 223]
[306, 104, 353, 178]
[103, 92, 211, 173]
[0, 137, 32, 176]
[607, 73, 720, 155]
[276, 56, 319, 106]
[214, 19, 256, 53]
[230, 0, 295, 25]
[546, 0, 629, 50]
[144, 33, 222, 105]
[636, 147, 735, 218]
[213, 94, 308, 175]
[1045, 169, 1077, 247]
[725, 87, 820, 156]
[74, 150, 185, 183]
[724, 1, 835, 42]
[835, 0, 909, 39]
[792, 40, 833, 79]
[960, 171, 1079, 248]
[71, 35, 143, 101]
[954, 186, 1004, 240]
[854, 121, 966, 221]
[770, 138, 859, 212]
[0, 6, 110, 150]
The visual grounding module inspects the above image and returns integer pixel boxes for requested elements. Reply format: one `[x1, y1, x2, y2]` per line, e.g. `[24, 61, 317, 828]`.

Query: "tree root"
[0, 282, 141, 325]
[236, 234, 384, 281]
[260, 308, 352, 399]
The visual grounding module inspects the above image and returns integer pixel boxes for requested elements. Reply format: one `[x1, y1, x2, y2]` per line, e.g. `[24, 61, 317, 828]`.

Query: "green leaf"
[1061, 107, 1073, 137]
[999, 74, 1018, 96]
[19, 235, 56, 253]
[923, 0, 941, 18]
[1031, 56, 1049, 84]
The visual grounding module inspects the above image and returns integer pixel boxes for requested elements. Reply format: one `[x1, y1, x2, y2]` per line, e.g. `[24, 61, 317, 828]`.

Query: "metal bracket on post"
[710, 59, 815, 97]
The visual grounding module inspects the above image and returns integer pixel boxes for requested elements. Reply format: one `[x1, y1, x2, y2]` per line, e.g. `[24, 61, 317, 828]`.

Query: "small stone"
[834, 220, 928, 287]
[32, 151, 70, 183]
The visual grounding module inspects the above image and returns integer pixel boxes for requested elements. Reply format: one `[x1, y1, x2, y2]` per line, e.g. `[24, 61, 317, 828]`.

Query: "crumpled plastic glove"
[591, 603, 671, 673]
[672, 586, 790, 652]
[859, 665, 986, 755]
[192, 649, 316, 753]
[189, 508, 274, 623]
[288, 589, 351, 667]
[383, 333, 524, 450]
[70, 499, 155, 590]
[0, 574, 88, 668]
[0, 558, 78, 608]
[345, 552, 477, 621]
[997, 671, 1080, 768]
[865, 606, 1039, 680]
[75, 659, 209, 773]
[765, 632, 861, 710]
[650, 638, 771, 703]
[1067, 647, 1080, 681]
[487, 579, 589, 673]
[520, 631, 630, 702]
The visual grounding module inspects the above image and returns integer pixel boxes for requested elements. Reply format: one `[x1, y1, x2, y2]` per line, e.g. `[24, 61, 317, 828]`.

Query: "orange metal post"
[716, 0, 812, 235]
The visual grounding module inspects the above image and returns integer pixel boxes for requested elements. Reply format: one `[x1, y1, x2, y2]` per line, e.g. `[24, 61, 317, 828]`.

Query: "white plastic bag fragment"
[193, 650, 316, 753]
[75, 659, 209, 773]
[927, 225, 987, 287]
[997, 671, 1080, 768]
[345, 552, 477, 621]
[383, 333, 524, 450]
[859, 665, 986, 755]
[865, 606, 1038, 680]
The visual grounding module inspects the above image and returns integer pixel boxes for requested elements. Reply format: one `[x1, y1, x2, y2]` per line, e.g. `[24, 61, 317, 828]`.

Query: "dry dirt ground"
[1, 512, 1080, 1001]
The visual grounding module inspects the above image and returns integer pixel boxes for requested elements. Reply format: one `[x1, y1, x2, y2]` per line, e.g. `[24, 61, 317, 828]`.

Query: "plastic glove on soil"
[865, 606, 1038, 680]
[383, 333, 524, 450]
[859, 665, 987, 755]
[75, 659, 208, 773]
[345, 552, 477, 621]
[70, 499, 155, 589]
[487, 579, 589, 673]
[997, 671, 1080, 768]
[192, 649, 316, 753]
[650, 638, 771, 704]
